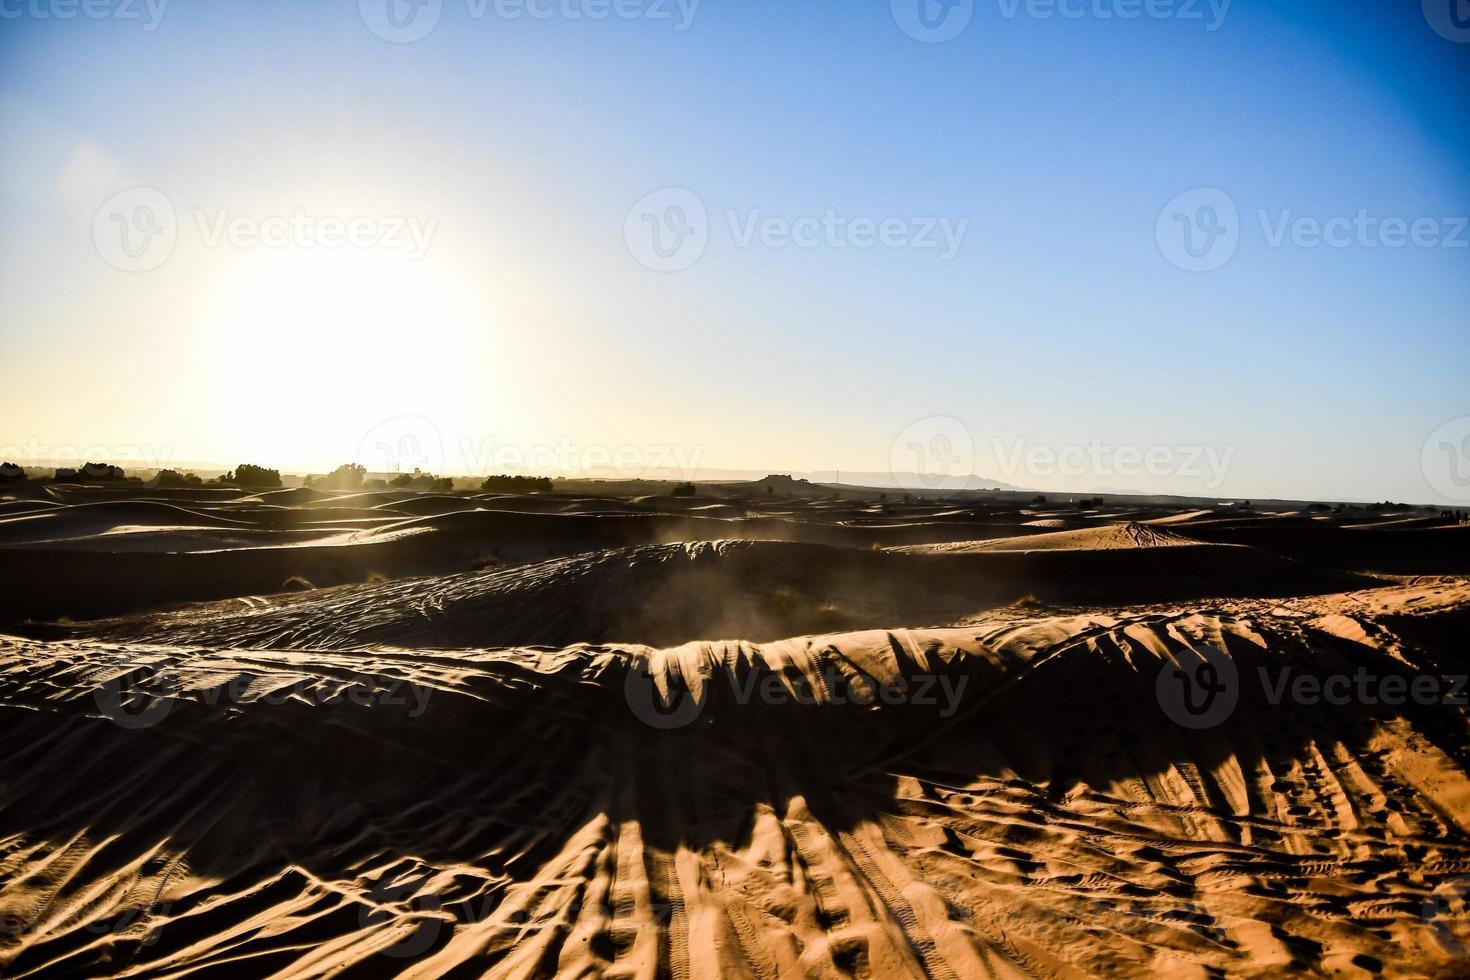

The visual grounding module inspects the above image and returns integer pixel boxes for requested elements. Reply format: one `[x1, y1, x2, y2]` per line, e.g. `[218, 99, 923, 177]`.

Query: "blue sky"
[1, 0, 1467, 502]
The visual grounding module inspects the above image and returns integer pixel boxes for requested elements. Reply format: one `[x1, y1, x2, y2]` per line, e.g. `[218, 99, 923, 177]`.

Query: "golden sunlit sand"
[1, 479, 1467, 977]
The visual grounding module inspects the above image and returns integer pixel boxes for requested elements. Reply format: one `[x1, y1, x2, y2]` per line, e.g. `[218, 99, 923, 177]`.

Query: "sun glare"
[206, 247, 481, 470]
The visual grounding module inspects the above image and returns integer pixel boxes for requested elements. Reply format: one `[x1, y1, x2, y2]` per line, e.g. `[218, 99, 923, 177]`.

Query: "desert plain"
[0, 476, 1467, 978]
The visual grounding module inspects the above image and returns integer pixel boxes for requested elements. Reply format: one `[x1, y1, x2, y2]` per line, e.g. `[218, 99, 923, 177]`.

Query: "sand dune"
[0, 500, 257, 546]
[2, 579, 1467, 976]
[1177, 516, 1470, 575]
[2, 484, 1466, 977]
[900, 521, 1199, 552]
[0, 499, 1086, 623]
[37, 535, 1372, 651]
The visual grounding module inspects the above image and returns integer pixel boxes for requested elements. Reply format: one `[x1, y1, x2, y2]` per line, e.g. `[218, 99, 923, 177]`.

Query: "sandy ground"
[0, 482, 1467, 977]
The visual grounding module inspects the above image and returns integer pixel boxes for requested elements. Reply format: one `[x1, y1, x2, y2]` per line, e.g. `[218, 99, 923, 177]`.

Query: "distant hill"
[802, 471, 1028, 493]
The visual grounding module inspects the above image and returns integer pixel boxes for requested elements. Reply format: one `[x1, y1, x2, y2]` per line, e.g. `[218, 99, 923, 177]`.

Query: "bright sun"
[207, 247, 481, 471]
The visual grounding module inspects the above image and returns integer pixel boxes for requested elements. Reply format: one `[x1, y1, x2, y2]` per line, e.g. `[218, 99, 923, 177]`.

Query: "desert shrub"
[432, 477, 454, 492]
[480, 474, 552, 493]
[78, 462, 125, 481]
[154, 469, 203, 487]
[226, 464, 282, 488]
[671, 481, 696, 497]
[389, 473, 413, 488]
[315, 463, 366, 491]
[0, 461, 25, 482]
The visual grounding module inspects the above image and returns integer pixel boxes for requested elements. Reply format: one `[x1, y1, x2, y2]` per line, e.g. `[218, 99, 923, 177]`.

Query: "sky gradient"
[1, 0, 1467, 502]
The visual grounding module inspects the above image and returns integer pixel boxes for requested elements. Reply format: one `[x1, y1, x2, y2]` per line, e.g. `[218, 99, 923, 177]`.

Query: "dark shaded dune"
[363, 507, 749, 551]
[894, 523, 1371, 606]
[373, 494, 483, 517]
[245, 487, 328, 506]
[1, 527, 348, 554]
[1339, 515, 1457, 530]
[677, 502, 746, 518]
[40, 485, 248, 505]
[0, 500, 257, 546]
[755, 517, 1053, 548]
[0, 500, 63, 517]
[0, 510, 797, 624]
[52, 541, 986, 650]
[205, 504, 403, 527]
[1, 584, 1467, 976]
[312, 490, 410, 508]
[0, 530, 498, 624]
[903, 521, 1200, 552]
[0, 495, 1379, 628]
[56, 537, 1374, 652]
[1181, 518, 1470, 574]
[470, 493, 585, 512]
